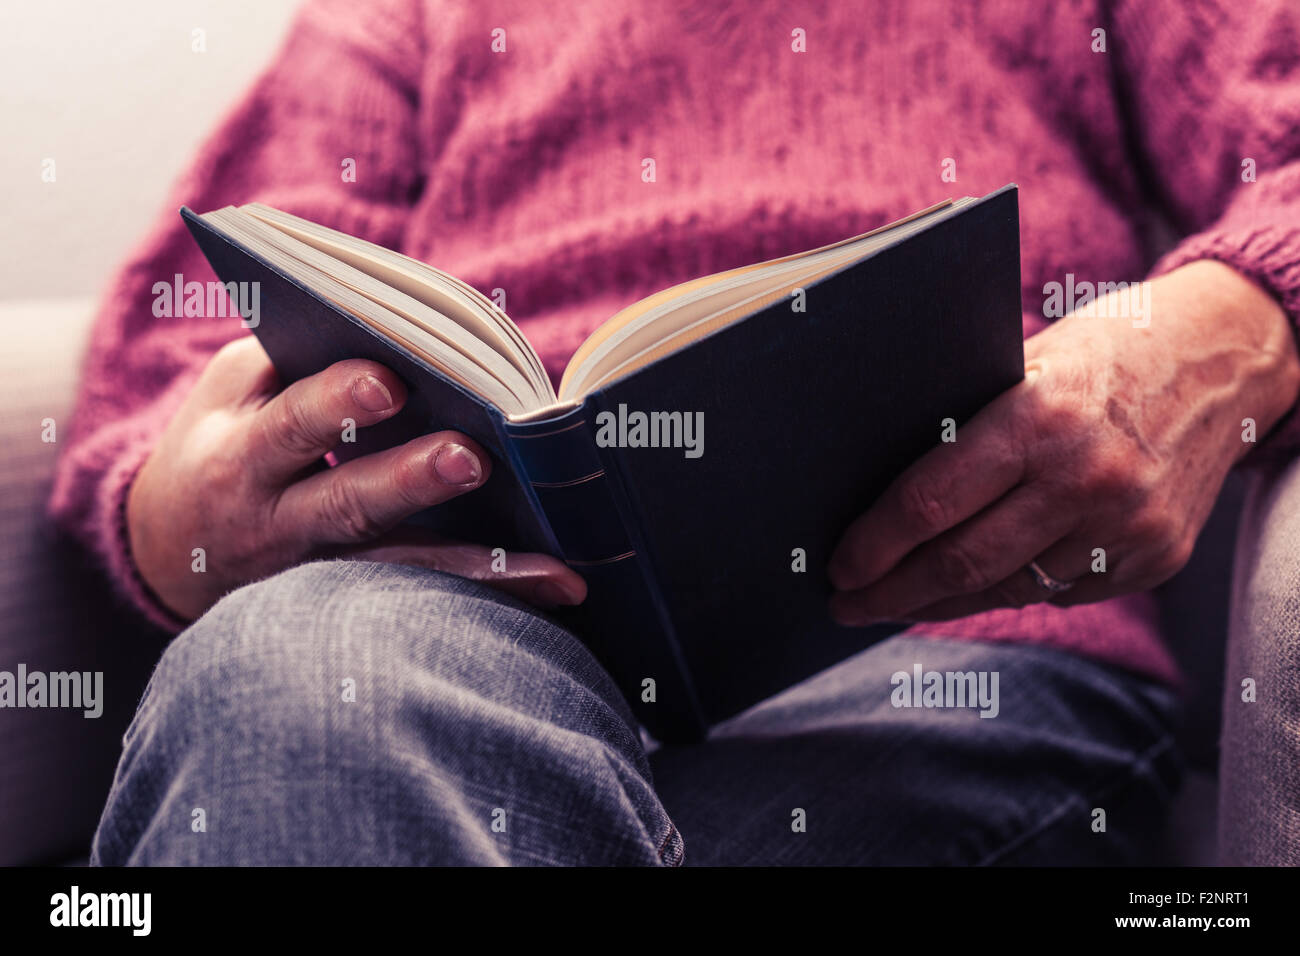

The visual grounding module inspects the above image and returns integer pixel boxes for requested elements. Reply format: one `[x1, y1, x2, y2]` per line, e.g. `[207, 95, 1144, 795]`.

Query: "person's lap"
[92, 560, 1181, 866]
[651, 635, 1180, 865]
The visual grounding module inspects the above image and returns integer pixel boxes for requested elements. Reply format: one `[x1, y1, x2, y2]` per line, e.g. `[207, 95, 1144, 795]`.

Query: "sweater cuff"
[1151, 224, 1300, 461]
[99, 440, 191, 635]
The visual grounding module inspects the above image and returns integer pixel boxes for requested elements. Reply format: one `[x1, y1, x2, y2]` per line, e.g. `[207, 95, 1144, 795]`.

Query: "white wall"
[0, 0, 300, 300]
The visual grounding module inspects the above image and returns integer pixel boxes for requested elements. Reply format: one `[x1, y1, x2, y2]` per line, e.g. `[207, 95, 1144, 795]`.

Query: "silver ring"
[1027, 560, 1075, 594]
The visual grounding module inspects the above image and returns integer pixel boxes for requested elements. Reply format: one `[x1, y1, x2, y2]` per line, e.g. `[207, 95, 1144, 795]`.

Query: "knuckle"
[204, 337, 268, 390]
[1079, 454, 1156, 511]
[209, 337, 252, 371]
[1125, 502, 1190, 581]
[1131, 504, 1179, 550]
[266, 398, 327, 461]
[204, 448, 244, 493]
[932, 539, 993, 594]
[1155, 533, 1195, 579]
[318, 478, 383, 541]
[193, 341, 252, 401]
[1044, 405, 1086, 438]
[1030, 386, 1091, 436]
[898, 479, 950, 536]
[1082, 458, 1127, 497]
[390, 452, 432, 506]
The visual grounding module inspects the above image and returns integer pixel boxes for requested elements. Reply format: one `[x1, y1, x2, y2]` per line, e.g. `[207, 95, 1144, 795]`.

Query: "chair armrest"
[1219, 459, 1300, 865]
[0, 299, 168, 865]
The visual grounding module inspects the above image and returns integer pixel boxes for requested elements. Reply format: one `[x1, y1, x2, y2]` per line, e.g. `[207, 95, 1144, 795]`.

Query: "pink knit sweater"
[50, 0, 1300, 686]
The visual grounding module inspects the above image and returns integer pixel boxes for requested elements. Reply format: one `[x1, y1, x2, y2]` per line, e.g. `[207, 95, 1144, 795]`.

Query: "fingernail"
[433, 443, 482, 485]
[353, 375, 393, 412]
[535, 581, 580, 606]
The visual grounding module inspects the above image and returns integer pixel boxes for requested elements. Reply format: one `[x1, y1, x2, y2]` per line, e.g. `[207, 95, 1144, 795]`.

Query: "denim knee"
[96, 560, 676, 864]
[135, 559, 642, 757]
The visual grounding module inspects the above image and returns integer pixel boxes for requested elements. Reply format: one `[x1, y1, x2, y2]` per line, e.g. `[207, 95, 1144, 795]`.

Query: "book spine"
[502, 405, 707, 742]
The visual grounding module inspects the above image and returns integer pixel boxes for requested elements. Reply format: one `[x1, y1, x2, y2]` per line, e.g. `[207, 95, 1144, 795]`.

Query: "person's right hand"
[126, 336, 587, 622]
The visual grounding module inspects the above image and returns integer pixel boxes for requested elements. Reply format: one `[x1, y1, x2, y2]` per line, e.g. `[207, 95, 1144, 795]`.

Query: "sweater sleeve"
[48, 0, 427, 631]
[1110, 0, 1300, 459]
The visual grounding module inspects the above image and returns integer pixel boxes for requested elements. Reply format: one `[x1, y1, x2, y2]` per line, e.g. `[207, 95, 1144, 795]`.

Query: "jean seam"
[597, 748, 683, 865]
[974, 731, 1179, 866]
[657, 824, 685, 866]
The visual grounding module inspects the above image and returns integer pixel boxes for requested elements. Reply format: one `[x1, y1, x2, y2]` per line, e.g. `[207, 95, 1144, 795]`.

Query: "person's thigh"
[93, 560, 682, 866]
[649, 635, 1182, 865]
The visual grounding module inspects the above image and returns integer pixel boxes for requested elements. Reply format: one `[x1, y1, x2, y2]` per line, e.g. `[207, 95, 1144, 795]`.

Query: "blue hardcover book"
[181, 185, 1024, 742]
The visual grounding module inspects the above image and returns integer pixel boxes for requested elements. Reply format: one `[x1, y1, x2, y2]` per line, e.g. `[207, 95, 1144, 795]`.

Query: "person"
[51, 0, 1300, 865]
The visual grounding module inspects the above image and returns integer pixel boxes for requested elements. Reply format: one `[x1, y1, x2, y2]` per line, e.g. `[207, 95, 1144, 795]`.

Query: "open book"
[196, 197, 978, 419]
[183, 185, 1024, 742]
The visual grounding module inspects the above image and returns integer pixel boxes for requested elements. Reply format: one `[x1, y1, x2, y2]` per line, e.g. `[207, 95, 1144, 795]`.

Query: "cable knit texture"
[50, 0, 1300, 685]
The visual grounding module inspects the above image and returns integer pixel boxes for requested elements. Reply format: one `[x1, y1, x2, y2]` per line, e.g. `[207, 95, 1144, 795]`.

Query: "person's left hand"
[828, 260, 1300, 624]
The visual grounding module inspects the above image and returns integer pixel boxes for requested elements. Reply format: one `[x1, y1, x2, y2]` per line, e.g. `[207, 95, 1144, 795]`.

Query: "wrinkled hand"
[829, 261, 1300, 623]
[127, 337, 586, 621]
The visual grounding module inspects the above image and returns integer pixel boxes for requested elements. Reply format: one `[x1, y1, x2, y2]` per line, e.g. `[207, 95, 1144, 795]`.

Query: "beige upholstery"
[0, 299, 166, 864]
[1218, 461, 1300, 864]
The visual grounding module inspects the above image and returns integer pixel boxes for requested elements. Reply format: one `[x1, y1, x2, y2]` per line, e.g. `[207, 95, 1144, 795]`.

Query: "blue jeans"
[93, 561, 1181, 865]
